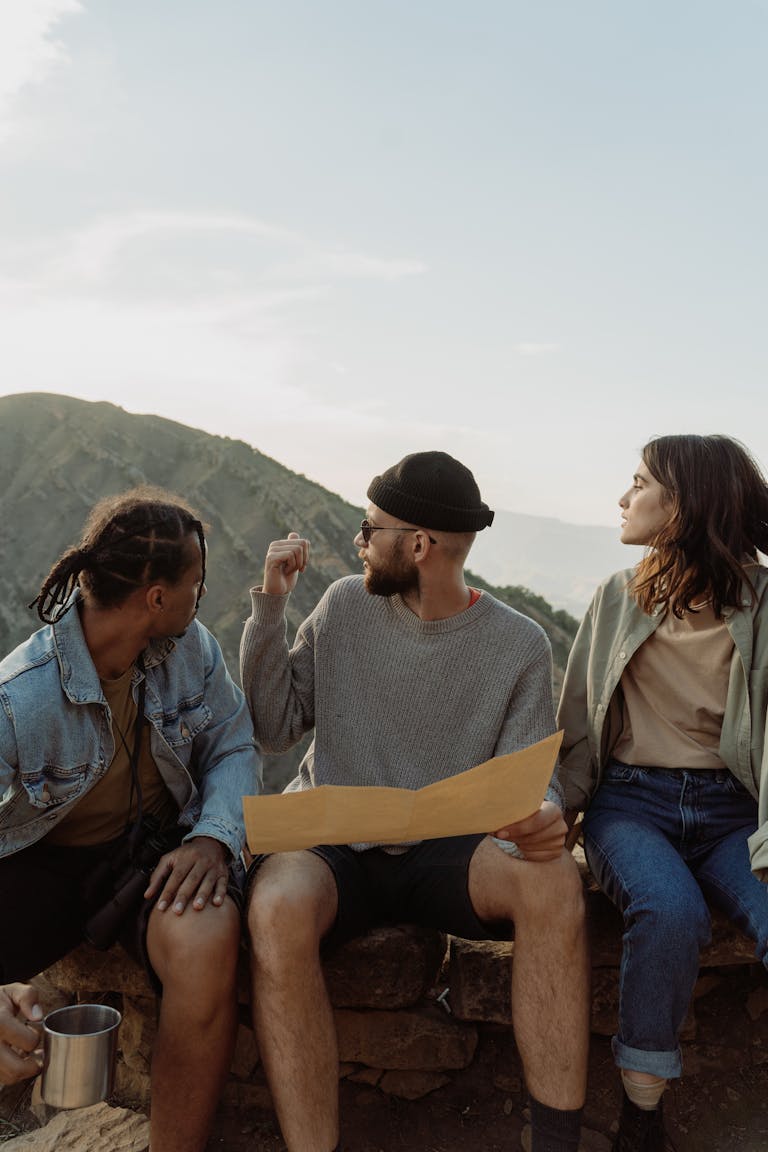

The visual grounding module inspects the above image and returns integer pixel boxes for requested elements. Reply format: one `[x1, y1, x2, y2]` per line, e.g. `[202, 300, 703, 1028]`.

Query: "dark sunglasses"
[359, 519, 436, 545]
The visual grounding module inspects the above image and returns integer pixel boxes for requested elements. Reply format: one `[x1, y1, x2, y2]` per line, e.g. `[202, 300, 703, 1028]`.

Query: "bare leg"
[469, 839, 589, 1109]
[247, 851, 339, 1152]
[625, 1071, 664, 1086]
[621, 1068, 667, 1106]
[146, 897, 240, 1152]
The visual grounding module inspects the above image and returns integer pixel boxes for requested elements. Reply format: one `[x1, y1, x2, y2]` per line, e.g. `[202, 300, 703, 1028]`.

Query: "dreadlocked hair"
[630, 434, 768, 618]
[31, 486, 206, 623]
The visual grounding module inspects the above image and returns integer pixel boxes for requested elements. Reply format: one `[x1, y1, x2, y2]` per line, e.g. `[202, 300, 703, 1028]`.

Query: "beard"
[364, 538, 419, 599]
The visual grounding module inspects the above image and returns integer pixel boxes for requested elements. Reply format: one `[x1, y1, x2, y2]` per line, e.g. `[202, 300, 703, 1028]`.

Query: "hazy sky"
[1, 1, 766, 526]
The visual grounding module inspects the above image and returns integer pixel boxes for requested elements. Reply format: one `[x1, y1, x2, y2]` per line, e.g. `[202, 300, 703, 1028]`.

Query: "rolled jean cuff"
[612, 1036, 682, 1080]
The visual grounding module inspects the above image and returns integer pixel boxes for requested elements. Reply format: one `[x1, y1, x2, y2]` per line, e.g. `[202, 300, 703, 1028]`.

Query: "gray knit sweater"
[240, 576, 562, 823]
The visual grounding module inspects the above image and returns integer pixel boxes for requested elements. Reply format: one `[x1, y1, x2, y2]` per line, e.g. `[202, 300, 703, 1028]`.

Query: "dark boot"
[611, 1091, 666, 1152]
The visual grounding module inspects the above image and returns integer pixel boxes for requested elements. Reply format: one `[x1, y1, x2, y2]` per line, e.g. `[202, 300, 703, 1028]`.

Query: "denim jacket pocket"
[21, 764, 88, 809]
[156, 700, 212, 751]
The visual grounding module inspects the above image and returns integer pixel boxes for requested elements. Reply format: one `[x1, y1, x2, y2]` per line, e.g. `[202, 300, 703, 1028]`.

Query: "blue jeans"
[584, 761, 768, 1079]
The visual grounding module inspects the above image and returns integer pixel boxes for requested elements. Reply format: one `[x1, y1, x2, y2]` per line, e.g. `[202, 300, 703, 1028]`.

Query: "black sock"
[529, 1095, 583, 1152]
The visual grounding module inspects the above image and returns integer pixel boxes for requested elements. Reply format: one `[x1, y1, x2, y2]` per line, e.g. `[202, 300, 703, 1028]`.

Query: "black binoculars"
[84, 817, 180, 950]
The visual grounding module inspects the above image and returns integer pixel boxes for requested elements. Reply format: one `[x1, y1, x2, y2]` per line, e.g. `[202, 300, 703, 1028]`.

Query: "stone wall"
[36, 851, 764, 1114]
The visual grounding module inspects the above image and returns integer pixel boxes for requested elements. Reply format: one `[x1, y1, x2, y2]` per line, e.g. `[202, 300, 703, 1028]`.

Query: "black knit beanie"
[367, 451, 494, 532]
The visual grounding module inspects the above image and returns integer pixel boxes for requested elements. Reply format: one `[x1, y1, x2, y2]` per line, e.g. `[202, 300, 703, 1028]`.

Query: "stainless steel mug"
[41, 1003, 122, 1109]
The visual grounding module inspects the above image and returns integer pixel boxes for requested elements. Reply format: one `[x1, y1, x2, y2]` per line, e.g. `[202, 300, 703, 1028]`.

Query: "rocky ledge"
[31, 852, 762, 1113]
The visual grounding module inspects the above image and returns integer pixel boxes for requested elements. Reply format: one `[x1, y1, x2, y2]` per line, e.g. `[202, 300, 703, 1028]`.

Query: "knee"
[247, 880, 326, 968]
[150, 899, 241, 990]
[515, 851, 586, 935]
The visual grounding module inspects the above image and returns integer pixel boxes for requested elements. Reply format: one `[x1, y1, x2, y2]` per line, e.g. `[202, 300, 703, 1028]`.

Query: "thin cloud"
[47, 211, 303, 283]
[1, 210, 426, 292]
[0, 209, 427, 432]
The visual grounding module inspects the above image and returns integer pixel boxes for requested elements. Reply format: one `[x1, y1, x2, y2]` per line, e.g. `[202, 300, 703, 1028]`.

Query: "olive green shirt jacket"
[556, 565, 768, 881]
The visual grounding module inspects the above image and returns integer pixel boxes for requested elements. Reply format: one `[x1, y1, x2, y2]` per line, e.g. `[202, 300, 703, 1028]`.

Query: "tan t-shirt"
[613, 601, 735, 770]
[46, 666, 176, 846]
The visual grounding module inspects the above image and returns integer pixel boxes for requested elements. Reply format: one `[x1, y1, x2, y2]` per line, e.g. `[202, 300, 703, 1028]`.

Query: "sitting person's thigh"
[585, 804, 710, 940]
[0, 840, 113, 981]
[390, 834, 512, 939]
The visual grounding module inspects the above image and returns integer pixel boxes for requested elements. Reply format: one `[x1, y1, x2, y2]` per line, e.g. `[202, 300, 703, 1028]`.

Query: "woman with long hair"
[557, 434, 768, 1151]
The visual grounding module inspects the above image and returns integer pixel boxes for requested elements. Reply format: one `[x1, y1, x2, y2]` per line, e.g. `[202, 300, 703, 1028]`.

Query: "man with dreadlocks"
[0, 487, 261, 1152]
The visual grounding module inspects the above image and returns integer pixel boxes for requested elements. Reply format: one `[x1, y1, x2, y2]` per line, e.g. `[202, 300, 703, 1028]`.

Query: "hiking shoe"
[611, 1091, 666, 1151]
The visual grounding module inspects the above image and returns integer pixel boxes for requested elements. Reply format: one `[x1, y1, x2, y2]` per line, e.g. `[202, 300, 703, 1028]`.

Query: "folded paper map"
[243, 731, 562, 854]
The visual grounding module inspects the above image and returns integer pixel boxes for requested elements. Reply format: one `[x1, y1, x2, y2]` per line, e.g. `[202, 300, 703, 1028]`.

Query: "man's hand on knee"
[493, 800, 567, 862]
[146, 836, 230, 914]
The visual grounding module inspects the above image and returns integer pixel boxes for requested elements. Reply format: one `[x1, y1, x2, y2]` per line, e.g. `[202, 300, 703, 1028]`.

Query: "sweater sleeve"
[492, 631, 563, 811]
[239, 589, 317, 754]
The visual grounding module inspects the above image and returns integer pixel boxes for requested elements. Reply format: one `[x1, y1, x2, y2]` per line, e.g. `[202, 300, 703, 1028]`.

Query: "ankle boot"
[611, 1091, 665, 1151]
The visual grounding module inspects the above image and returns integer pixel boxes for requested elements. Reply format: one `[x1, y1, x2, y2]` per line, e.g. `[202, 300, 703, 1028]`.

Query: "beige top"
[47, 666, 175, 846]
[613, 601, 735, 770]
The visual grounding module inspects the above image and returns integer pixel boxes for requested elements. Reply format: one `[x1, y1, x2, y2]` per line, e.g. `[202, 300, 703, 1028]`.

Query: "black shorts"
[0, 830, 242, 992]
[248, 834, 512, 951]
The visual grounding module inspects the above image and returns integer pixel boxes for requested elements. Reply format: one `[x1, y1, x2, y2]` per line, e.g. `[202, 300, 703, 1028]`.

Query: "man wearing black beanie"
[241, 451, 589, 1152]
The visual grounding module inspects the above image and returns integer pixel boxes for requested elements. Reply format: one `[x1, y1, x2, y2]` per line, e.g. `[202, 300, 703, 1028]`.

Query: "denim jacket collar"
[52, 591, 176, 705]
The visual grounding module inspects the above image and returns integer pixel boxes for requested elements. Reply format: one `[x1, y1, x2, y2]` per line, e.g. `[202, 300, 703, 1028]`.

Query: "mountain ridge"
[469, 508, 644, 617]
[0, 393, 581, 788]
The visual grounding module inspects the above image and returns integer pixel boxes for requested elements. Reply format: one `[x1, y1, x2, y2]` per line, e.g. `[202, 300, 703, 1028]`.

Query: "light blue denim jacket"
[0, 594, 262, 874]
